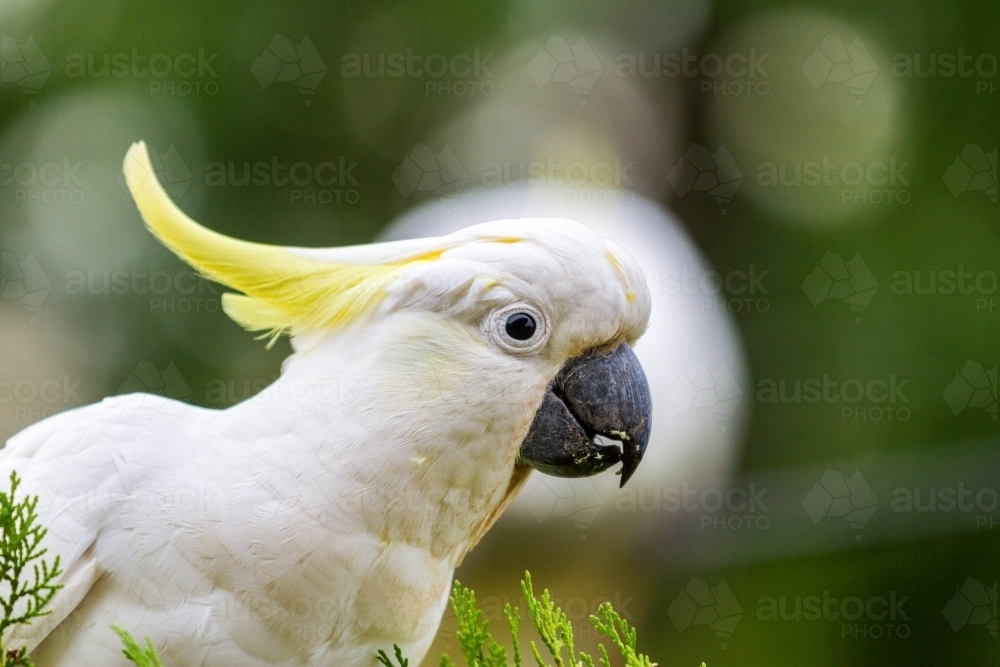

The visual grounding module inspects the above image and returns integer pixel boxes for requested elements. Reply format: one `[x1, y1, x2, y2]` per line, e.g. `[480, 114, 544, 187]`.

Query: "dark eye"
[489, 304, 547, 353]
[505, 312, 537, 341]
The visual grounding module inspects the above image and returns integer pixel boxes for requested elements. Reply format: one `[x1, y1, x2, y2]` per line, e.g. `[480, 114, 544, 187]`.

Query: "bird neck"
[238, 312, 548, 563]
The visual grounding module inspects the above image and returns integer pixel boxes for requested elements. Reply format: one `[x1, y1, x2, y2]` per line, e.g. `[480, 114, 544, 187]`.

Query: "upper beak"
[518, 343, 652, 487]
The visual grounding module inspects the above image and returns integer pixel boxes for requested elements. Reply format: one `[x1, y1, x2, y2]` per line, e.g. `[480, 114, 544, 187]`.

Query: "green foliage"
[111, 625, 164, 667]
[517, 571, 656, 667]
[449, 576, 511, 667]
[376, 644, 409, 667]
[0, 471, 64, 667]
[381, 571, 682, 667]
[587, 602, 653, 667]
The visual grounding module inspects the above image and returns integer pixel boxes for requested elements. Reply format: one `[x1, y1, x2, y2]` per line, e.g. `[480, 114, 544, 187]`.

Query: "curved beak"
[518, 343, 652, 487]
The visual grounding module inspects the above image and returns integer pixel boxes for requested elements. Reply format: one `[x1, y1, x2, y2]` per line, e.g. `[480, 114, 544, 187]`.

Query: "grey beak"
[518, 343, 652, 487]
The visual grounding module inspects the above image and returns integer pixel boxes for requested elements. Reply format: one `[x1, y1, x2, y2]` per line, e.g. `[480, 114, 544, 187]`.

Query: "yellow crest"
[123, 142, 437, 346]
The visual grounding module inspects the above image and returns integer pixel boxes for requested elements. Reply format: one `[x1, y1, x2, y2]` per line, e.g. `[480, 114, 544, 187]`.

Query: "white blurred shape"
[380, 185, 749, 531]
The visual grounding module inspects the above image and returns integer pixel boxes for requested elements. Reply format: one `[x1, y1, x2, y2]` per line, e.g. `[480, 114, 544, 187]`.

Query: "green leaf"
[111, 624, 164, 667]
[448, 578, 510, 667]
[376, 644, 409, 667]
[588, 603, 656, 667]
[0, 471, 64, 667]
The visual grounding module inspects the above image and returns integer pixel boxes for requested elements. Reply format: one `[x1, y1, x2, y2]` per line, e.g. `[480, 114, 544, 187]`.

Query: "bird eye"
[505, 313, 536, 341]
[488, 304, 548, 354]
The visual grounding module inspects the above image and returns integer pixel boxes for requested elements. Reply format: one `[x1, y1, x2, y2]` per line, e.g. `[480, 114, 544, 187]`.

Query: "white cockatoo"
[0, 142, 653, 666]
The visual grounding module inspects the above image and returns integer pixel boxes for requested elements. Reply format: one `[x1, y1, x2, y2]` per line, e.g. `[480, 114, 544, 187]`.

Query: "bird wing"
[0, 393, 193, 654]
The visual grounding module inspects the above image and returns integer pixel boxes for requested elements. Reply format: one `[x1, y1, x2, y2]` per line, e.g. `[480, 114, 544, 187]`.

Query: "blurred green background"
[0, 0, 997, 665]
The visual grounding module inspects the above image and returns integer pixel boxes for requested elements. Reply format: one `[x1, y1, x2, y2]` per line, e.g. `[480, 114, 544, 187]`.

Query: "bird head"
[123, 142, 653, 486]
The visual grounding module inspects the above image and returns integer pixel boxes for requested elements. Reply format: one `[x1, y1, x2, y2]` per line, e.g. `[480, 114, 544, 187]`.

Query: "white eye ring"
[485, 304, 549, 354]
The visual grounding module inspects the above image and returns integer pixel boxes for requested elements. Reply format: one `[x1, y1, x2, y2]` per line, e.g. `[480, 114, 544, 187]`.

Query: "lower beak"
[517, 343, 652, 487]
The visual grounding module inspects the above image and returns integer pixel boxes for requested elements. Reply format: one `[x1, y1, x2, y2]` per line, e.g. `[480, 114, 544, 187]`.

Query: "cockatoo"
[0, 142, 653, 666]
